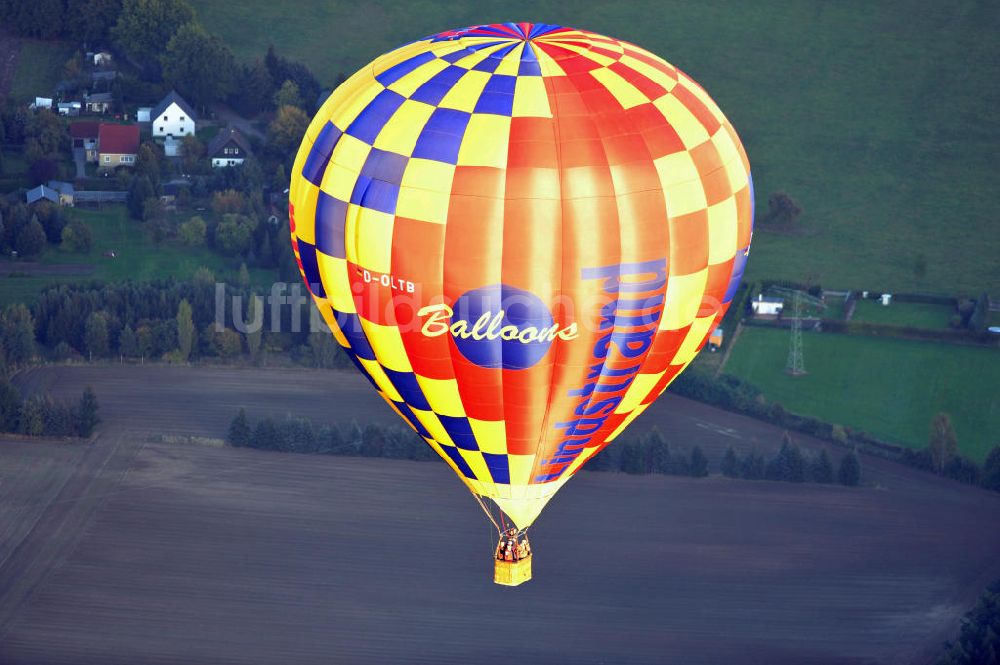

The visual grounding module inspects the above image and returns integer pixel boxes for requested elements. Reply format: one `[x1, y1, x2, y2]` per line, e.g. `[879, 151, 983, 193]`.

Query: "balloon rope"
[470, 490, 502, 534]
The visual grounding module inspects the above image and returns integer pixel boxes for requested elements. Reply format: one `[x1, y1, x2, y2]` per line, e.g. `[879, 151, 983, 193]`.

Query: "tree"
[64, 0, 123, 45]
[273, 163, 288, 191]
[970, 292, 990, 333]
[111, 0, 195, 75]
[1, 304, 36, 365]
[15, 217, 46, 256]
[135, 143, 161, 189]
[176, 299, 194, 361]
[244, 295, 263, 362]
[84, 311, 110, 358]
[762, 192, 803, 227]
[61, 220, 93, 253]
[936, 578, 1000, 665]
[690, 445, 709, 477]
[180, 135, 205, 173]
[77, 386, 100, 437]
[741, 449, 765, 480]
[0, 380, 21, 431]
[233, 59, 275, 115]
[646, 428, 670, 473]
[161, 22, 237, 108]
[620, 441, 645, 474]
[119, 324, 138, 357]
[838, 450, 861, 486]
[983, 446, 1000, 492]
[721, 445, 739, 478]
[273, 79, 302, 109]
[228, 408, 251, 446]
[810, 449, 835, 483]
[237, 262, 250, 288]
[267, 105, 310, 156]
[929, 412, 958, 474]
[127, 175, 155, 220]
[178, 215, 206, 246]
[18, 398, 45, 436]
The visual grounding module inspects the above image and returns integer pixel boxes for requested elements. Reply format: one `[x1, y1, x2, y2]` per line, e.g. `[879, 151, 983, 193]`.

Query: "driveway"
[72, 148, 85, 179]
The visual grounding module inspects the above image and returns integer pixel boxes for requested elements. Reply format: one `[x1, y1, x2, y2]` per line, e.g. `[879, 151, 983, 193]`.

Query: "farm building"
[92, 51, 113, 66]
[57, 101, 81, 116]
[47, 181, 75, 206]
[31, 97, 53, 110]
[207, 127, 252, 167]
[97, 124, 140, 171]
[151, 90, 196, 138]
[25, 184, 59, 205]
[84, 91, 113, 114]
[752, 295, 785, 318]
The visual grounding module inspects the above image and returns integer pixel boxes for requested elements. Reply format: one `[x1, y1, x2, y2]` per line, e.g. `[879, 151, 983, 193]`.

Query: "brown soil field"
[1, 365, 999, 664]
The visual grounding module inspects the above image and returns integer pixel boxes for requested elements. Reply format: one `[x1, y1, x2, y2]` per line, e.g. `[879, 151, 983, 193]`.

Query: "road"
[0, 364, 998, 664]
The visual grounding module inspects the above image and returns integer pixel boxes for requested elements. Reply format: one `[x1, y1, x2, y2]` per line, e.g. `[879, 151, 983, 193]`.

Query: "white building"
[150, 90, 196, 139]
[751, 294, 785, 317]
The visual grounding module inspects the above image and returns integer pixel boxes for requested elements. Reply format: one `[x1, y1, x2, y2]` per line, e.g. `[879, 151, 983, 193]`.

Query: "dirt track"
[1, 365, 999, 664]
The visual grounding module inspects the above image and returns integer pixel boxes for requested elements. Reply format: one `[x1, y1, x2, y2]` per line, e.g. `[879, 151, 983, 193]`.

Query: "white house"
[151, 90, 196, 138]
[751, 294, 784, 317]
[206, 127, 252, 168]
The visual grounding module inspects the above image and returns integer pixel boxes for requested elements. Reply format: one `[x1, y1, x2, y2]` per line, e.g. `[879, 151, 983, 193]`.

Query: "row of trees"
[0, 199, 93, 257]
[936, 578, 1000, 665]
[226, 410, 864, 488]
[0, 381, 99, 437]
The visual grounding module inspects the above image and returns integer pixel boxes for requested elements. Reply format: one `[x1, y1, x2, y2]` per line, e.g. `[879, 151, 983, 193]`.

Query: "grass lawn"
[724, 326, 1000, 461]
[852, 299, 955, 329]
[0, 206, 274, 306]
[10, 39, 74, 102]
[190, 0, 1000, 296]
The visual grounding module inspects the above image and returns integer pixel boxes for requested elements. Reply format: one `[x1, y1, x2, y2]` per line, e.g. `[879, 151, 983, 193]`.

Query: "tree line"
[936, 578, 1000, 665]
[0, 381, 99, 437]
[227, 409, 864, 487]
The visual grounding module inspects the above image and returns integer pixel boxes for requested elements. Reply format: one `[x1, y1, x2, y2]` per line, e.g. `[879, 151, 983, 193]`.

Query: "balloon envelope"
[289, 23, 753, 529]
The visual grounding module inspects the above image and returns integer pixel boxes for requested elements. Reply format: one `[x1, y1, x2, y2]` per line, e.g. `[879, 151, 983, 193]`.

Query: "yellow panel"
[362, 321, 412, 372]
[660, 268, 708, 330]
[315, 66, 373, 124]
[372, 99, 435, 155]
[654, 94, 710, 149]
[457, 114, 511, 168]
[395, 186, 450, 224]
[678, 72, 726, 122]
[605, 402, 650, 442]
[512, 76, 552, 118]
[710, 128, 742, 173]
[494, 43, 525, 76]
[563, 445, 599, 478]
[653, 151, 699, 189]
[664, 179, 708, 218]
[386, 58, 449, 98]
[707, 196, 738, 265]
[353, 206, 394, 273]
[615, 370, 667, 414]
[331, 133, 372, 170]
[507, 454, 535, 488]
[618, 54, 677, 93]
[416, 376, 465, 416]
[457, 448, 493, 485]
[320, 161, 360, 202]
[401, 158, 457, 193]
[552, 41, 616, 66]
[438, 70, 491, 112]
[534, 47, 567, 77]
[590, 67, 649, 109]
[672, 314, 716, 366]
[357, 357, 403, 402]
[411, 408, 455, 447]
[469, 418, 506, 455]
[290, 183, 318, 245]
[315, 300, 350, 346]
[725, 156, 751, 193]
[316, 253, 355, 314]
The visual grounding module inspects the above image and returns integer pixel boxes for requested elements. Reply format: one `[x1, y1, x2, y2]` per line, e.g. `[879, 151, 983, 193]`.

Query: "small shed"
[26, 185, 59, 205]
[136, 107, 152, 123]
[93, 51, 113, 66]
[84, 91, 113, 114]
[32, 97, 53, 109]
[57, 101, 81, 116]
[751, 294, 785, 318]
[881, 293, 892, 306]
[47, 181, 75, 206]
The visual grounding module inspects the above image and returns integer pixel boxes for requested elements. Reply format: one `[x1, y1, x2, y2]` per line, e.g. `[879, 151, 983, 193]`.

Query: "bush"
[838, 450, 862, 486]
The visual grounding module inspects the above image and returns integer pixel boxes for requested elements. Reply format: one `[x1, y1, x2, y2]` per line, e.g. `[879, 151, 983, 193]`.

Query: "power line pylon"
[786, 291, 806, 376]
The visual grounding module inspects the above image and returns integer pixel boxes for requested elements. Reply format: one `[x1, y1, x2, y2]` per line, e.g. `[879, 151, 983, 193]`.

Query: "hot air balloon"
[289, 23, 752, 586]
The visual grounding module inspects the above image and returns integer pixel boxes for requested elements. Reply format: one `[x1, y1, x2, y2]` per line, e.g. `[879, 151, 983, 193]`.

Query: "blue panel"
[345, 89, 405, 144]
[482, 452, 510, 484]
[438, 415, 478, 451]
[314, 192, 348, 259]
[472, 55, 503, 73]
[350, 176, 399, 215]
[347, 351, 380, 390]
[441, 48, 474, 64]
[334, 310, 377, 361]
[393, 400, 432, 439]
[295, 240, 325, 298]
[518, 59, 542, 77]
[412, 108, 470, 164]
[465, 40, 506, 52]
[302, 122, 342, 186]
[384, 368, 432, 411]
[723, 249, 748, 304]
[411, 65, 466, 105]
[360, 148, 408, 185]
[483, 74, 516, 96]
[473, 75, 516, 116]
[375, 51, 436, 87]
[441, 444, 476, 479]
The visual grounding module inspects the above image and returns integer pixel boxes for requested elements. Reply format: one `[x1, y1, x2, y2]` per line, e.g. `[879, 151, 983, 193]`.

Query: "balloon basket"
[494, 555, 532, 586]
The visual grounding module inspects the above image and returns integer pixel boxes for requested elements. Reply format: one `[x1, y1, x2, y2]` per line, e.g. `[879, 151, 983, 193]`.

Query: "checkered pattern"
[289, 23, 753, 528]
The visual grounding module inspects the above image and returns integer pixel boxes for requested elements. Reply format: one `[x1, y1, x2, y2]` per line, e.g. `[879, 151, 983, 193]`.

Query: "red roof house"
[97, 124, 140, 170]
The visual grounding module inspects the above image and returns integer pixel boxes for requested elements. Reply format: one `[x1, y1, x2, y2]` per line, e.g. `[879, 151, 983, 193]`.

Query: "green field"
[724, 326, 1000, 461]
[851, 299, 954, 329]
[10, 39, 74, 102]
[190, 0, 1000, 296]
[0, 206, 272, 305]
